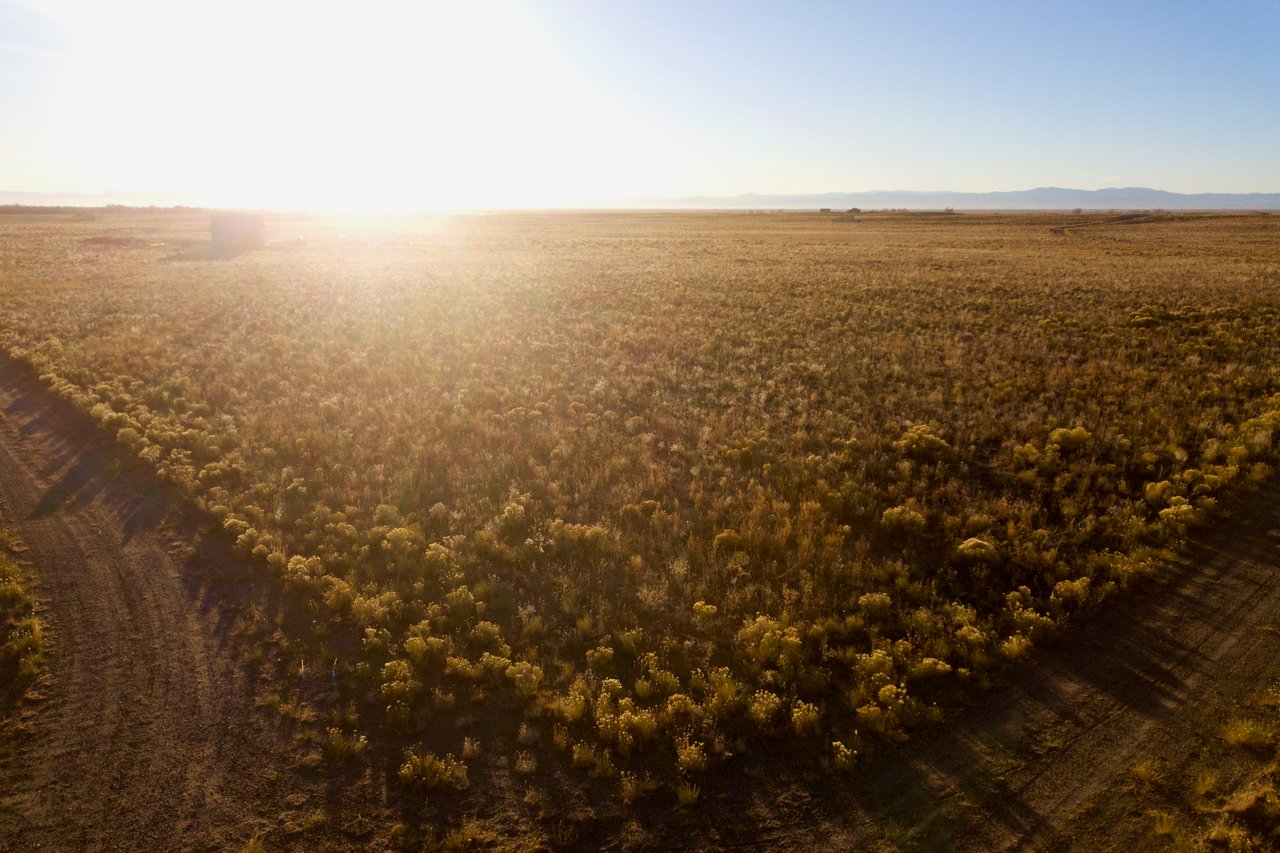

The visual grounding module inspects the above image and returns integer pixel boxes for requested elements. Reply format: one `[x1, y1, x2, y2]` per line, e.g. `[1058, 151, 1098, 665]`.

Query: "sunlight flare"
[32, 0, 672, 210]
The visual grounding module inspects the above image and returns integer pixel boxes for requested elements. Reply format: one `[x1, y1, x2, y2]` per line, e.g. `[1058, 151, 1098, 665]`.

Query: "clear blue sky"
[2, 1, 1278, 207]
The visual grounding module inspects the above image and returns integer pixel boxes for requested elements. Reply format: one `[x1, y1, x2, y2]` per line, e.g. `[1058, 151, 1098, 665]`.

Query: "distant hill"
[5, 186, 1280, 212]
[657, 187, 1280, 211]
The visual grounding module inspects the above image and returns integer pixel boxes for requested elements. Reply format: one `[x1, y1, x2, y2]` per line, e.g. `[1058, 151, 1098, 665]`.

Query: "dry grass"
[3, 209, 1280, 834]
[1130, 758, 1163, 786]
[1223, 718, 1272, 751]
[1192, 767, 1220, 798]
[0, 520, 44, 708]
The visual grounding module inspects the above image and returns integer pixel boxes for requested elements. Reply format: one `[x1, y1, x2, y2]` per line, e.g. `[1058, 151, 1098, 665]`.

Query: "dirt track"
[866, 476, 1280, 851]
[0, 361, 356, 851]
[1, 347, 1279, 850]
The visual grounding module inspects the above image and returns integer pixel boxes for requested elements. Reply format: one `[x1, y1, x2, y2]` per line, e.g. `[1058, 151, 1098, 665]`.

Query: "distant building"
[211, 213, 266, 251]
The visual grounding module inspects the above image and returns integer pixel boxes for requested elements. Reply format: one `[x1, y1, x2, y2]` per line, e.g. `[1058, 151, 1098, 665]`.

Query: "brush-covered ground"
[0, 208, 1278, 849]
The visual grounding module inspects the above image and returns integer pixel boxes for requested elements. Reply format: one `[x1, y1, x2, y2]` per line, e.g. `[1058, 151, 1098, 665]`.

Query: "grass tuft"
[1223, 718, 1272, 752]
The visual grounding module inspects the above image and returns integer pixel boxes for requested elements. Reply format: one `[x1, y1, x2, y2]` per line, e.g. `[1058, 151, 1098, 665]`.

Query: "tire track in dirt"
[929, 500, 1280, 852]
[0, 360, 354, 851]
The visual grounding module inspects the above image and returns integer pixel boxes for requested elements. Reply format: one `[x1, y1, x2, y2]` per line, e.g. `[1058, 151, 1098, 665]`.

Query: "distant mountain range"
[651, 187, 1280, 211]
[4, 186, 1280, 211]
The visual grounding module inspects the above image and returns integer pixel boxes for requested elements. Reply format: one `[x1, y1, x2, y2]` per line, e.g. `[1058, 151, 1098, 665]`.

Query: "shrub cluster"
[0, 520, 43, 706]
[2, 210, 1279, 811]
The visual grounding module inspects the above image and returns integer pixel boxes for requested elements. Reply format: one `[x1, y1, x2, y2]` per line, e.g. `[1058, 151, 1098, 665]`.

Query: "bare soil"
[0, 359, 386, 851]
[1, 347, 1279, 851]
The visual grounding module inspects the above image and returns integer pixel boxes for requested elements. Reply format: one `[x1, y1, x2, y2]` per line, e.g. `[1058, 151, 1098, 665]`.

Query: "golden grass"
[1223, 718, 1273, 751]
[3, 209, 1280, 825]
[0, 520, 44, 706]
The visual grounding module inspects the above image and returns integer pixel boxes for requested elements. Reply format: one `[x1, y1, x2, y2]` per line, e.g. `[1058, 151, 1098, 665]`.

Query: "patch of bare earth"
[0, 360, 387, 851]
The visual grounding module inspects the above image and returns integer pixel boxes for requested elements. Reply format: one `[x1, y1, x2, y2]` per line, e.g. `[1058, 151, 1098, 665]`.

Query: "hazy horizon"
[6, 184, 1280, 214]
[3, 1, 1279, 212]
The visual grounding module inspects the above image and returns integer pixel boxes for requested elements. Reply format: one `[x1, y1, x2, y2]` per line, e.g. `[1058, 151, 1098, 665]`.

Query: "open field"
[1, 209, 1279, 849]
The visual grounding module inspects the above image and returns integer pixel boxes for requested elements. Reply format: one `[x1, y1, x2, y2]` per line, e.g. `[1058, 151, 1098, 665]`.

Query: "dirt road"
[0, 361, 358, 851]
[856, 476, 1280, 851]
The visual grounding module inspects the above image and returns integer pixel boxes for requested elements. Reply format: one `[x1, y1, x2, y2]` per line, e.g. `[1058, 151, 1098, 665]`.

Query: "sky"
[1, 0, 1278, 210]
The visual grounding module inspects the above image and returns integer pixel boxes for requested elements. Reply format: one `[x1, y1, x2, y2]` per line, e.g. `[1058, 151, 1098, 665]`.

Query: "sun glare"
[37, 0, 673, 211]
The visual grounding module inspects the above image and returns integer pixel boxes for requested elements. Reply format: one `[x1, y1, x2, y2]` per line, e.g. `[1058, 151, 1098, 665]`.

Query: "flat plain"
[1, 209, 1279, 850]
